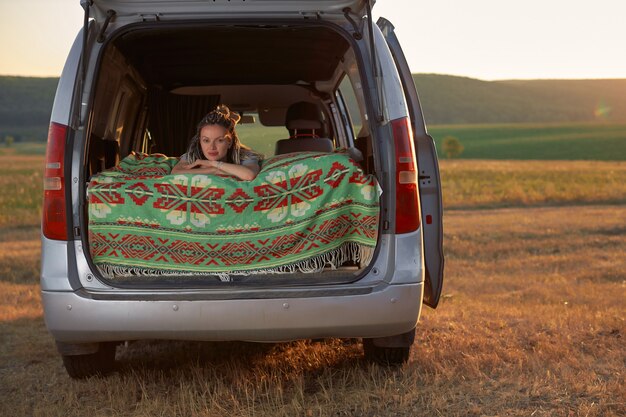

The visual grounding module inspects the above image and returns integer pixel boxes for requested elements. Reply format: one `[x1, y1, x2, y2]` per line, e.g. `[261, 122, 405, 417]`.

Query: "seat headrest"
[285, 101, 322, 130]
[274, 137, 334, 155]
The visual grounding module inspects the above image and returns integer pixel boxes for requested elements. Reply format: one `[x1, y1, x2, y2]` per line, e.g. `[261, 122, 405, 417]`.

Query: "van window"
[338, 75, 363, 138]
[235, 112, 285, 158]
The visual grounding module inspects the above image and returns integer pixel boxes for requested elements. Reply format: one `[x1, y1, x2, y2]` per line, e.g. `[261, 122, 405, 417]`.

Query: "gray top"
[179, 152, 260, 167]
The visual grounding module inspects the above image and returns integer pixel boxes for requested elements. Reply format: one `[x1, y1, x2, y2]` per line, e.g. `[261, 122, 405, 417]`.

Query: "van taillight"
[42, 122, 68, 240]
[392, 117, 420, 233]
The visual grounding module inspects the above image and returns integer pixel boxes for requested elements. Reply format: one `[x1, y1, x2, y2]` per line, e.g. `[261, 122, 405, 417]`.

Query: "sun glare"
[594, 101, 612, 120]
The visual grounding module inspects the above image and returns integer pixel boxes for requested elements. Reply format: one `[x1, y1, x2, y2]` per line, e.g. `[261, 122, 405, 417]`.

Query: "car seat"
[274, 101, 334, 154]
[89, 134, 120, 177]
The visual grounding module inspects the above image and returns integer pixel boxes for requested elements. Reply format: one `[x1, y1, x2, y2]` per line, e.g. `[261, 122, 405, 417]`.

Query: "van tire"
[362, 338, 411, 365]
[61, 342, 116, 378]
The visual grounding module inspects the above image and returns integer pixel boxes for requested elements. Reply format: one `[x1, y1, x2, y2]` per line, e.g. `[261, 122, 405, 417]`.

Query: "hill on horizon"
[1, 74, 625, 141]
[414, 74, 626, 125]
[0, 76, 58, 141]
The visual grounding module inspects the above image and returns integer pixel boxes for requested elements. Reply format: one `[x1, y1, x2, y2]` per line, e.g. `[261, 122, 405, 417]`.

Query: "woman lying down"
[172, 104, 263, 181]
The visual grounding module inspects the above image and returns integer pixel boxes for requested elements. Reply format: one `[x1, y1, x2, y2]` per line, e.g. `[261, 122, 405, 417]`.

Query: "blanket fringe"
[96, 241, 375, 281]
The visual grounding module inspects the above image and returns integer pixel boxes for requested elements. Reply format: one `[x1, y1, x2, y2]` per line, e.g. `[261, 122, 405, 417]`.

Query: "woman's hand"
[187, 159, 213, 169]
[171, 158, 258, 180]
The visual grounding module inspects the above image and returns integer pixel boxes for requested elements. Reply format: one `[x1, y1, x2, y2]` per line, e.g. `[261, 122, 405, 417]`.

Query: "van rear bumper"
[42, 283, 423, 343]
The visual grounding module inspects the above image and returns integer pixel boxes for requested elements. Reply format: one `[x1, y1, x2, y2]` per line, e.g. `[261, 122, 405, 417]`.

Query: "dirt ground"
[1, 205, 624, 416]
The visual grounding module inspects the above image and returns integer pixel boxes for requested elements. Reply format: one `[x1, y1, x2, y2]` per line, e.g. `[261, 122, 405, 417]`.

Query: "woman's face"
[199, 124, 231, 161]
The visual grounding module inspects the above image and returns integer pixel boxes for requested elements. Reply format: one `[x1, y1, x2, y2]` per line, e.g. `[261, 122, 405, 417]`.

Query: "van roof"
[87, 0, 372, 22]
[112, 25, 351, 89]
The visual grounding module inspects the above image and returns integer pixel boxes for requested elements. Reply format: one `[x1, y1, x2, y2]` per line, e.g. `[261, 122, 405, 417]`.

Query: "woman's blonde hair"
[186, 104, 261, 164]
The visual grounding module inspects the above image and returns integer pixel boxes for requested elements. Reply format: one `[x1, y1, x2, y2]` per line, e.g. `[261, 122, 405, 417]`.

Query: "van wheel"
[362, 338, 411, 365]
[61, 342, 116, 379]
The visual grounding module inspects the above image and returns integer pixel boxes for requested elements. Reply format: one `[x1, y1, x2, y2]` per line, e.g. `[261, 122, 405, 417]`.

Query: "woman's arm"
[171, 159, 217, 175]
[171, 159, 259, 180]
[207, 159, 260, 180]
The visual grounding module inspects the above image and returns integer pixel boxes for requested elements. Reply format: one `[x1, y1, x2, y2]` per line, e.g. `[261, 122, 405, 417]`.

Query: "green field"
[243, 122, 626, 161]
[429, 123, 626, 161]
[2, 131, 625, 229]
[3, 122, 625, 226]
[236, 123, 286, 157]
[6, 122, 626, 161]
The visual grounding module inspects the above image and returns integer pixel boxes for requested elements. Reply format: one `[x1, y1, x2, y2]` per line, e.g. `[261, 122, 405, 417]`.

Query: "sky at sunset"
[0, 0, 624, 80]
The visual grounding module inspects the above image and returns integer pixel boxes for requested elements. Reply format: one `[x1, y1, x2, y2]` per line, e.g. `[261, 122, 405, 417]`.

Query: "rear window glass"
[236, 113, 287, 158]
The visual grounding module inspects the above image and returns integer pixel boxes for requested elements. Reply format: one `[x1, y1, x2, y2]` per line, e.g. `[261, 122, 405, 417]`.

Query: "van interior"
[84, 23, 378, 286]
[87, 24, 372, 175]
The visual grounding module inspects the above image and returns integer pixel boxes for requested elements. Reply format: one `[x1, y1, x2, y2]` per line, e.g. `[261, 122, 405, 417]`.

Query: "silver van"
[42, 0, 444, 378]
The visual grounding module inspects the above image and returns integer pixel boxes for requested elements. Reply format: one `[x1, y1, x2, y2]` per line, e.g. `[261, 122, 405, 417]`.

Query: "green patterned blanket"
[88, 151, 380, 280]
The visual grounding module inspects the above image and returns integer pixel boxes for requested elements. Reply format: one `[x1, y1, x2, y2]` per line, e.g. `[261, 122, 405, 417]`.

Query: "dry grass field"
[0, 152, 624, 416]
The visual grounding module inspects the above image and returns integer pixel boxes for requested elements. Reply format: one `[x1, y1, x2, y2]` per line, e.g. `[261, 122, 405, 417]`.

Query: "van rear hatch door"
[377, 17, 445, 308]
[88, 0, 369, 22]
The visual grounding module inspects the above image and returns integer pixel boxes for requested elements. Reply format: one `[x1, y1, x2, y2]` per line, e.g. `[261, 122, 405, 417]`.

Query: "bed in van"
[42, 0, 444, 378]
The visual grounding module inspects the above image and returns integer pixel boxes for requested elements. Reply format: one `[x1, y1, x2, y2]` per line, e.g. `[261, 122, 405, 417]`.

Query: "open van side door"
[377, 18, 445, 308]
